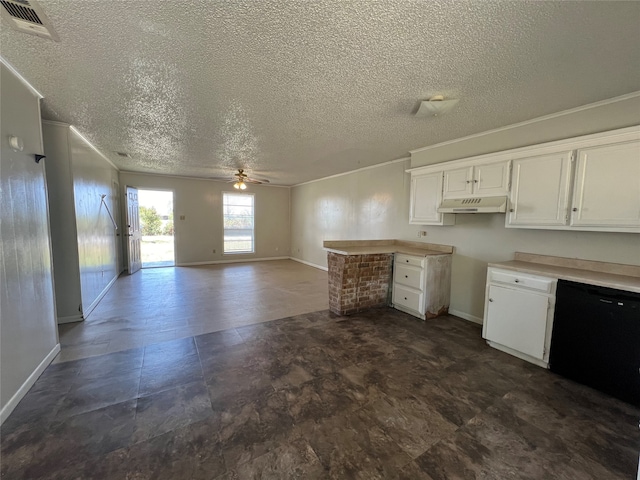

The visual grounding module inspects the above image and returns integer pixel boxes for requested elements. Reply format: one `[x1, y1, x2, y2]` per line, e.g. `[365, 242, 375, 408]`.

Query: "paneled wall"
[69, 129, 121, 315]
[43, 122, 121, 320]
[118, 172, 290, 266]
[0, 63, 59, 421]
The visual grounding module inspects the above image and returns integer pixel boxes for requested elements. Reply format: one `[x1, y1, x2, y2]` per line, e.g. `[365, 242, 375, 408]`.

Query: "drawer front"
[393, 285, 423, 313]
[489, 269, 553, 293]
[395, 254, 424, 268]
[394, 264, 424, 289]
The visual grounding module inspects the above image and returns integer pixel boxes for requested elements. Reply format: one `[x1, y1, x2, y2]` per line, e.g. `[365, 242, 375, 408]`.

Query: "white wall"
[69, 129, 121, 316]
[118, 172, 291, 265]
[291, 160, 640, 323]
[1, 63, 59, 421]
[43, 122, 83, 322]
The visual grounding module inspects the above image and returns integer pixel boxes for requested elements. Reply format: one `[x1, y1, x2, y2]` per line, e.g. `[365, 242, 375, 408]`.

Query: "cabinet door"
[443, 167, 473, 199]
[410, 172, 454, 225]
[475, 161, 510, 197]
[571, 140, 640, 228]
[508, 152, 573, 226]
[484, 285, 548, 360]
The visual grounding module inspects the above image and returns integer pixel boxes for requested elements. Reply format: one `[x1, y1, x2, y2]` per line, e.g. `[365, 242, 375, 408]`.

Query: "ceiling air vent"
[0, 0, 59, 41]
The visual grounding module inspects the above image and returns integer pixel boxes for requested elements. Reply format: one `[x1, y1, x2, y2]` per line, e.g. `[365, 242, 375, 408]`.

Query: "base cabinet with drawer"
[482, 268, 557, 367]
[392, 253, 452, 320]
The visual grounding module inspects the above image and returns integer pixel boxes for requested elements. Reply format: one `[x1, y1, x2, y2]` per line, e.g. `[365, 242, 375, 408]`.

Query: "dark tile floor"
[1, 308, 638, 479]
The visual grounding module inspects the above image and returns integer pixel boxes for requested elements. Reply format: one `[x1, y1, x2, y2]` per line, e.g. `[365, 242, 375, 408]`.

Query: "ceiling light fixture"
[415, 95, 459, 117]
[233, 180, 247, 190]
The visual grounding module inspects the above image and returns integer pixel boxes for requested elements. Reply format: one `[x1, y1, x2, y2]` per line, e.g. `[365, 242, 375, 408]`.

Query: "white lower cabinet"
[392, 253, 452, 320]
[482, 268, 556, 367]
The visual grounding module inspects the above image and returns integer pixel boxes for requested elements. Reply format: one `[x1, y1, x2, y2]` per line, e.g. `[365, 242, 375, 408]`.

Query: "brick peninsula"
[323, 240, 454, 317]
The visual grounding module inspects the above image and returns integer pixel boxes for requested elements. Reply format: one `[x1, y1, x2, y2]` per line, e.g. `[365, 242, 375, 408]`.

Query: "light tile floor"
[56, 260, 328, 362]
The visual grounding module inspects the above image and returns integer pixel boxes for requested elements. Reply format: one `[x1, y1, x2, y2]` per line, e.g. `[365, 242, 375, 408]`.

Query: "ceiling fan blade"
[245, 177, 270, 184]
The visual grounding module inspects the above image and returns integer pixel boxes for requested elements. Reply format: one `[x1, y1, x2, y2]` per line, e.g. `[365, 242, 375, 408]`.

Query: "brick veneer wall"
[327, 252, 393, 315]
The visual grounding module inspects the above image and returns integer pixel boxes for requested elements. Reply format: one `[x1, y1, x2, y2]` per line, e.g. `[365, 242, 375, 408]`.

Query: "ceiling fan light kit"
[233, 180, 247, 190]
[415, 95, 459, 117]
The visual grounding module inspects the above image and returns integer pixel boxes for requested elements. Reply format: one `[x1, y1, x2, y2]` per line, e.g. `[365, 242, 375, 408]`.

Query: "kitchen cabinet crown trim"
[407, 125, 640, 176]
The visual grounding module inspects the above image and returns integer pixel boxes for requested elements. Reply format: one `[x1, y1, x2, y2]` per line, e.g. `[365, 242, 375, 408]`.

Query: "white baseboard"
[57, 314, 84, 325]
[177, 256, 290, 267]
[0, 343, 60, 425]
[289, 257, 328, 271]
[449, 309, 483, 325]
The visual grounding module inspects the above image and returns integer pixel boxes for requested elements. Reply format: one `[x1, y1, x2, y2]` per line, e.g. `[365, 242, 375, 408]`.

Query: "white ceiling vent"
[0, 0, 58, 41]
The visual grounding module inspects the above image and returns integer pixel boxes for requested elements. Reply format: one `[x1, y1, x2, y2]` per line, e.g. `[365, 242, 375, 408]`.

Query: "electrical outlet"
[212, 249, 216, 254]
[179, 215, 186, 220]
[417, 230, 427, 237]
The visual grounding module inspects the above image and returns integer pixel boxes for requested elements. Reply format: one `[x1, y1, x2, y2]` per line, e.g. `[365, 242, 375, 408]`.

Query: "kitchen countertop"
[489, 252, 640, 293]
[323, 239, 454, 257]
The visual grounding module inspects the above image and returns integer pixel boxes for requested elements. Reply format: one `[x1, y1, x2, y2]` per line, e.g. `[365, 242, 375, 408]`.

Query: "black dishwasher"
[549, 280, 640, 407]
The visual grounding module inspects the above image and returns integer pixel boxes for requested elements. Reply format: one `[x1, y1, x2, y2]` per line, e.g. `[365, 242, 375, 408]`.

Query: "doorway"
[138, 189, 175, 268]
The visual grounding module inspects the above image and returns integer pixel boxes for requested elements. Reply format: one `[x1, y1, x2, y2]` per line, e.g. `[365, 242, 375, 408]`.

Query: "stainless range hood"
[438, 196, 507, 213]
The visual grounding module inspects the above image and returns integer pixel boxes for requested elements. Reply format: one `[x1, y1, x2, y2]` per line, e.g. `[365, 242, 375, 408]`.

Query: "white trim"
[293, 157, 410, 187]
[409, 91, 640, 154]
[407, 125, 640, 174]
[69, 126, 120, 171]
[0, 56, 44, 98]
[289, 257, 328, 271]
[57, 314, 84, 325]
[0, 343, 60, 425]
[448, 309, 483, 325]
[177, 256, 290, 267]
[120, 170, 290, 188]
[83, 273, 119, 319]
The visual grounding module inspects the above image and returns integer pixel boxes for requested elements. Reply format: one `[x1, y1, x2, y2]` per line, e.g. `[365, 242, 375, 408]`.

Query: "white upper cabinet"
[443, 161, 510, 199]
[409, 172, 455, 225]
[507, 151, 574, 227]
[570, 140, 640, 229]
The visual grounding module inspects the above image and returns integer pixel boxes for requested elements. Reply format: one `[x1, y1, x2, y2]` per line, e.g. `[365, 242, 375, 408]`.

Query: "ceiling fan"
[211, 169, 270, 190]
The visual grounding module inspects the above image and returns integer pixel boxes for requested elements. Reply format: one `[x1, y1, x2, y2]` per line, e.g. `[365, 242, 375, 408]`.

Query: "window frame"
[222, 191, 255, 255]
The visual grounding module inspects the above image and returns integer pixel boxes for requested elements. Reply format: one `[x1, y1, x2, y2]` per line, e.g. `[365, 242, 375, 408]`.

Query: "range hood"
[438, 197, 507, 213]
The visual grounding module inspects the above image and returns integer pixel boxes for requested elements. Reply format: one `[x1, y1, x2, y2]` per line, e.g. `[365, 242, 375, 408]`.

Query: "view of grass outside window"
[223, 193, 254, 254]
[138, 190, 175, 267]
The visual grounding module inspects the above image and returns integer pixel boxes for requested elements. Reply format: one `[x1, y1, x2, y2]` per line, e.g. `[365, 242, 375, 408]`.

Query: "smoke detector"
[0, 0, 59, 41]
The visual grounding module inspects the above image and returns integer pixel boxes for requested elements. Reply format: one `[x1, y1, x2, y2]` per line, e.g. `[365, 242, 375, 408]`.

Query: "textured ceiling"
[2, 1, 640, 185]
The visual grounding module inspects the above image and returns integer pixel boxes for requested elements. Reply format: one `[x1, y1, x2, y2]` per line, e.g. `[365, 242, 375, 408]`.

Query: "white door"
[442, 167, 473, 198]
[484, 284, 548, 360]
[126, 186, 142, 274]
[474, 161, 510, 197]
[508, 152, 573, 226]
[571, 140, 640, 228]
[113, 181, 123, 273]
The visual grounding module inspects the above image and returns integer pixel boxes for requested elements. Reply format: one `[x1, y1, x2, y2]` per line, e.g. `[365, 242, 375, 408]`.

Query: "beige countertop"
[323, 239, 453, 257]
[489, 253, 640, 293]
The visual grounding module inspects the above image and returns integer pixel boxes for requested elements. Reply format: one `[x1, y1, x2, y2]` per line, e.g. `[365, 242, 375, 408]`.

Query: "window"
[223, 193, 254, 254]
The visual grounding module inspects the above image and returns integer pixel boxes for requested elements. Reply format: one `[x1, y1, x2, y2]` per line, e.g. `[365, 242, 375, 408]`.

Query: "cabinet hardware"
[405, 275, 408, 278]
[572, 208, 578, 212]
[509, 208, 514, 212]
[474, 179, 478, 183]
[404, 297, 407, 300]
[466, 180, 471, 184]
[489, 298, 493, 302]
[514, 279, 519, 283]
[406, 260, 409, 263]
